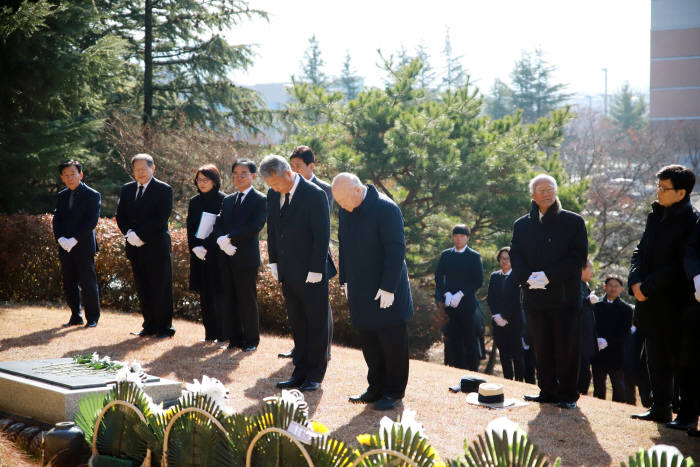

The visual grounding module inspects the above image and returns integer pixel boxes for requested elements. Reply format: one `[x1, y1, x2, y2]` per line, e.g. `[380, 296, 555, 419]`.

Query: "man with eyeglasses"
[509, 174, 588, 409]
[629, 165, 697, 432]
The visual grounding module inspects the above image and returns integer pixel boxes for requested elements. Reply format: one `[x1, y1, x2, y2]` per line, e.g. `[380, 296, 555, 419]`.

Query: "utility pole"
[602, 67, 608, 116]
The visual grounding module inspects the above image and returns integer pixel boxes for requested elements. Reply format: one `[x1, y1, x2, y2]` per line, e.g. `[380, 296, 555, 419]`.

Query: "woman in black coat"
[186, 164, 226, 341]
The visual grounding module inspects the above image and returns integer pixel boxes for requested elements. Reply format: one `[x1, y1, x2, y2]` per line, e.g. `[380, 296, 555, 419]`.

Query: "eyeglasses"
[534, 188, 555, 195]
[196, 177, 213, 184]
[656, 184, 676, 192]
[232, 173, 252, 178]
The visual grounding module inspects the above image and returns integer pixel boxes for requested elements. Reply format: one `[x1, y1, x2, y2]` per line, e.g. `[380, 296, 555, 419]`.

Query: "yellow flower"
[433, 462, 446, 467]
[356, 433, 372, 446]
[311, 421, 329, 434]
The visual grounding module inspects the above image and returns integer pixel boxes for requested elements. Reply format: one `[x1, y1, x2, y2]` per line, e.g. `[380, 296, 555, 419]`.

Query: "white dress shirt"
[135, 177, 153, 200]
[280, 173, 300, 209]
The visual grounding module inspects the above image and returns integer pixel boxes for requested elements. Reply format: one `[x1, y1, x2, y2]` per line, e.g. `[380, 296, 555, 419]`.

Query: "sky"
[228, 0, 651, 100]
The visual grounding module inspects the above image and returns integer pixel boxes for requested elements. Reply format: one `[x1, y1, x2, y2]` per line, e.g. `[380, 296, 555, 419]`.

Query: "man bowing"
[332, 173, 414, 411]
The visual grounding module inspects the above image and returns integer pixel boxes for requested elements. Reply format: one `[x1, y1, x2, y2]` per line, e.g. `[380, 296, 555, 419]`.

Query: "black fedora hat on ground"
[449, 376, 486, 393]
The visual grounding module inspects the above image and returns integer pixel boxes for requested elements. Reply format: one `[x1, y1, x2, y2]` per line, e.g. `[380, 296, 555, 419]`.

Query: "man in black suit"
[510, 174, 588, 409]
[579, 259, 598, 395]
[591, 274, 633, 402]
[333, 172, 414, 411]
[52, 160, 101, 328]
[629, 165, 697, 429]
[486, 246, 526, 381]
[283, 145, 337, 360]
[212, 159, 267, 352]
[261, 154, 331, 392]
[434, 224, 484, 370]
[116, 153, 175, 338]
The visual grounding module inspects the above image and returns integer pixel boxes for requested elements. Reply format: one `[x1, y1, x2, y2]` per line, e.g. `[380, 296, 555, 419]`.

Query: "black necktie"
[280, 192, 290, 217]
[235, 192, 243, 208]
[68, 190, 75, 210]
[136, 185, 144, 201]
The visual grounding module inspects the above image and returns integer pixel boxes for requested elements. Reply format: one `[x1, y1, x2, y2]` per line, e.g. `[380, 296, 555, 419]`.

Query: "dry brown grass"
[0, 431, 36, 466]
[0, 303, 698, 466]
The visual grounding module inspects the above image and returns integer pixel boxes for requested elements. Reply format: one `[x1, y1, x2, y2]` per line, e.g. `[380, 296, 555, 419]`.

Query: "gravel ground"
[1, 303, 698, 465]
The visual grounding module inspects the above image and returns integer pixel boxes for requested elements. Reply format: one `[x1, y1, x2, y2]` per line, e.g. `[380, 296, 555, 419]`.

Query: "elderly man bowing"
[510, 174, 588, 409]
[332, 173, 414, 411]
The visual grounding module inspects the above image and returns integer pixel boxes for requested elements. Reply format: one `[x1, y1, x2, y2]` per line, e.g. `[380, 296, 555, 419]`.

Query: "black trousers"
[192, 256, 225, 340]
[493, 324, 525, 381]
[443, 307, 480, 371]
[623, 332, 651, 406]
[644, 335, 675, 411]
[578, 359, 592, 395]
[592, 364, 626, 402]
[221, 263, 259, 347]
[526, 307, 581, 403]
[282, 279, 330, 383]
[129, 246, 174, 335]
[359, 322, 409, 399]
[59, 249, 100, 323]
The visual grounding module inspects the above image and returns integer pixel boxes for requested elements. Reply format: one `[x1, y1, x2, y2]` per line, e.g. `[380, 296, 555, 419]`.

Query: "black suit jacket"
[310, 175, 338, 279]
[486, 270, 525, 335]
[211, 188, 267, 269]
[115, 178, 173, 257]
[267, 176, 331, 284]
[52, 182, 101, 255]
[592, 298, 633, 369]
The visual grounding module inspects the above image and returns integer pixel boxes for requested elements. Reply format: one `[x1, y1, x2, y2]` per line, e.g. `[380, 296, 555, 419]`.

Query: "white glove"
[216, 235, 237, 256]
[597, 337, 608, 351]
[192, 246, 207, 260]
[493, 314, 509, 327]
[449, 291, 464, 307]
[522, 337, 530, 350]
[305, 271, 322, 283]
[589, 293, 599, 304]
[342, 283, 348, 298]
[268, 263, 279, 281]
[630, 325, 637, 334]
[58, 237, 69, 251]
[126, 230, 145, 247]
[374, 289, 395, 309]
[694, 275, 700, 303]
[64, 237, 78, 252]
[444, 292, 454, 306]
[527, 271, 549, 289]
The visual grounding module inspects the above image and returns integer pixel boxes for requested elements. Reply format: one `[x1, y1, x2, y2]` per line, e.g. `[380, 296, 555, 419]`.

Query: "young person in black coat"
[116, 154, 175, 338]
[212, 159, 267, 351]
[629, 164, 698, 428]
[261, 155, 332, 392]
[186, 164, 226, 342]
[486, 246, 526, 381]
[434, 224, 484, 370]
[510, 174, 588, 409]
[52, 160, 101, 328]
[682, 216, 700, 436]
[333, 173, 414, 411]
[281, 146, 337, 360]
[578, 260, 598, 394]
[591, 274, 633, 402]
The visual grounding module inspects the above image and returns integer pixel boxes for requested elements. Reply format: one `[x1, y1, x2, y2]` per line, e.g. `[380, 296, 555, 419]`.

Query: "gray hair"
[131, 153, 154, 168]
[528, 174, 558, 194]
[259, 154, 290, 178]
[331, 172, 362, 188]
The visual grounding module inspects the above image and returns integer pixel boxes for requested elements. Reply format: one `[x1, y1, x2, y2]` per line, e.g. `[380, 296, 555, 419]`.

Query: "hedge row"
[0, 214, 441, 357]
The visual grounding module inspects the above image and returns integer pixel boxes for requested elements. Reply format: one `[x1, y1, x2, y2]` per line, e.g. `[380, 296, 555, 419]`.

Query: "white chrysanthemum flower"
[129, 361, 142, 373]
[398, 409, 424, 437]
[486, 417, 525, 441]
[91, 352, 100, 361]
[101, 355, 111, 364]
[114, 366, 144, 387]
[648, 445, 683, 460]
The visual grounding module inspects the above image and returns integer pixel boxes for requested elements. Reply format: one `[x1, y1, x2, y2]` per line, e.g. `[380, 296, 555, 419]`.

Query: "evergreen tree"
[484, 79, 514, 119]
[336, 51, 363, 101]
[97, 0, 269, 130]
[299, 34, 328, 88]
[510, 48, 570, 123]
[0, 0, 129, 213]
[441, 27, 467, 91]
[414, 43, 435, 90]
[610, 82, 647, 131]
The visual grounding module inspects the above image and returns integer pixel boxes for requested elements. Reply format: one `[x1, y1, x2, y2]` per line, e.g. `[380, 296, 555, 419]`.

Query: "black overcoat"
[579, 281, 597, 362]
[52, 182, 101, 255]
[591, 298, 633, 370]
[186, 190, 225, 292]
[338, 184, 413, 331]
[628, 199, 697, 337]
[510, 199, 588, 311]
[486, 270, 525, 336]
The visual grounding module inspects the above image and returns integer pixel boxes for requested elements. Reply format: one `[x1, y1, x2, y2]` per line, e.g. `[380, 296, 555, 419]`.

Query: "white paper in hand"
[196, 212, 217, 239]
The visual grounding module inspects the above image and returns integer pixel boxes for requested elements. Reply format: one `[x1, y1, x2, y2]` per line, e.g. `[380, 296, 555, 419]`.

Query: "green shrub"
[0, 214, 441, 356]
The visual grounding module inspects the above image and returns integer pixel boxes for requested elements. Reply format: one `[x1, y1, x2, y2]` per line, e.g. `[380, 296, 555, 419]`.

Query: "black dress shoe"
[666, 416, 698, 431]
[299, 381, 320, 392]
[63, 318, 84, 327]
[276, 378, 303, 389]
[349, 391, 381, 404]
[558, 401, 577, 409]
[243, 345, 257, 352]
[631, 409, 672, 423]
[155, 332, 173, 338]
[131, 330, 155, 337]
[84, 321, 97, 328]
[278, 349, 295, 358]
[374, 396, 401, 411]
[523, 394, 558, 403]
